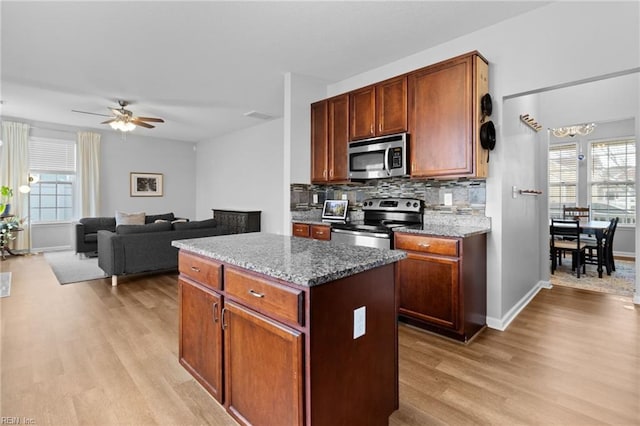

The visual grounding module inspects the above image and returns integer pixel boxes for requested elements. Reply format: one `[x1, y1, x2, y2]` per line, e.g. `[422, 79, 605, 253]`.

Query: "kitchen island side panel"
[307, 263, 398, 426]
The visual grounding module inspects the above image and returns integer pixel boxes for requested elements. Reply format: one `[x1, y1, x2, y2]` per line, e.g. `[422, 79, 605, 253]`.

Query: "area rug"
[0, 272, 11, 297]
[44, 251, 107, 285]
[551, 259, 635, 298]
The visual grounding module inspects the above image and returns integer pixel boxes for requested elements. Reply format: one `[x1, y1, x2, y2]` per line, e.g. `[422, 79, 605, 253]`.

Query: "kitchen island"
[173, 232, 406, 426]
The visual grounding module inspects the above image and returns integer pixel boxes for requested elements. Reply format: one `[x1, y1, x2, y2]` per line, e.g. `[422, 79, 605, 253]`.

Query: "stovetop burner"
[332, 197, 424, 235]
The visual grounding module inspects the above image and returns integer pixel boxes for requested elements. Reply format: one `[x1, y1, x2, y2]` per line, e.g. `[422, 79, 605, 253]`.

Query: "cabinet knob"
[418, 243, 430, 248]
[190, 266, 200, 273]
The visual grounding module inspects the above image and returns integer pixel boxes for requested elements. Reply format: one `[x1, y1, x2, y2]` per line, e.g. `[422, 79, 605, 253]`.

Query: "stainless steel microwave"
[348, 133, 409, 179]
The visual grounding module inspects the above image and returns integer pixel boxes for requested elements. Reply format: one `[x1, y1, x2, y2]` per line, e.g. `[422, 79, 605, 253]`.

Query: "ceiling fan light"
[110, 118, 136, 132]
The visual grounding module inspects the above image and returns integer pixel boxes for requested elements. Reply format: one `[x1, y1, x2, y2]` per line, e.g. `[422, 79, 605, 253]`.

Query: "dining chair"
[563, 205, 591, 222]
[550, 218, 587, 278]
[584, 217, 619, 275]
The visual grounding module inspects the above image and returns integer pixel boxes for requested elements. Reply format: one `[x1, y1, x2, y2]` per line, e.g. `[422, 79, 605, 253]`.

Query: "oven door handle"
[331, 228, 390, 239]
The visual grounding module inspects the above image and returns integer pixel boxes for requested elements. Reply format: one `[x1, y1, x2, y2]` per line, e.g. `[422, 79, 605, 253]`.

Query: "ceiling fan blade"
[135, 117, 164, 123]
[72, 109, 113, 118]
[131, 119, 154, 129]
[100, 118, 117, 124]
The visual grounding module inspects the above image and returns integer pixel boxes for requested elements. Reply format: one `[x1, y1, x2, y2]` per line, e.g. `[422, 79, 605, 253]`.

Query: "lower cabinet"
[292, 223, 331, 241]
[178, 250, 398, 426]
[395, 232, 487, 342]
[224, 300, 303, 426]
[179, 278, 223, 402]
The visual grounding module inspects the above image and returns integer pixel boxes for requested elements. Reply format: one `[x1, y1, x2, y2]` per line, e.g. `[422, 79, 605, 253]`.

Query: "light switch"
[444, 193, 453, 206]
[312, 194, 319, 204]
[353, 306, 366, 339]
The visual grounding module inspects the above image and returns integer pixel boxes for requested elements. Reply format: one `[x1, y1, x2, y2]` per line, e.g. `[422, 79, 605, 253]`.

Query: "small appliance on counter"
[321, 200, 348, 223]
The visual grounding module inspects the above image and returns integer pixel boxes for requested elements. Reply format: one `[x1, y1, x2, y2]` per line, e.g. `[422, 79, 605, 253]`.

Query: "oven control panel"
[362, 198, 422, 213]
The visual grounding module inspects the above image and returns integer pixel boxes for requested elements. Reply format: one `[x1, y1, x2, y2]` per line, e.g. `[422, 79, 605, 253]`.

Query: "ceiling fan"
[72, 100, 164, 132]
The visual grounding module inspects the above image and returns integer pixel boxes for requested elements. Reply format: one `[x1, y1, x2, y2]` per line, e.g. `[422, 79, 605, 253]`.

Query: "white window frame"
[28, 137, 77, 224]
[548, 142, 578, 219]
[588, 137, 636, 226]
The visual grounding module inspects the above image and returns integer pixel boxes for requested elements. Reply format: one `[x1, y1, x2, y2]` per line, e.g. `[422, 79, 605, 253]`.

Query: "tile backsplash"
[291, 177, 486, 216]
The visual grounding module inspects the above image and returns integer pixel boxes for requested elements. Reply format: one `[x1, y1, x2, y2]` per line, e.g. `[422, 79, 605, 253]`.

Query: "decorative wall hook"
[520, 114, 543, 132]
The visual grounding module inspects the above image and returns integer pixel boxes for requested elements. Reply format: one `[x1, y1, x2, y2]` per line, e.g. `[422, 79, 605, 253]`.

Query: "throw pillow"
[115, 211, 145, 226]
[154, 219, 169, 223]
[173, 218, 218, 231]
[116, 222, 172, 235]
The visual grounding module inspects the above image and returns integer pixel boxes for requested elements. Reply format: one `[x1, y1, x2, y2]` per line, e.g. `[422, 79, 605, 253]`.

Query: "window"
[29, 138, 76, 223]
[548, 143, 577, 219]
[590, 138, 635, 224]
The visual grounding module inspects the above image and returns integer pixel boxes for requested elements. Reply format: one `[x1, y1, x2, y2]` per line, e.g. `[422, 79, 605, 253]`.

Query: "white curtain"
[0, 121, 31, 250]
[76, 132, 101, 217]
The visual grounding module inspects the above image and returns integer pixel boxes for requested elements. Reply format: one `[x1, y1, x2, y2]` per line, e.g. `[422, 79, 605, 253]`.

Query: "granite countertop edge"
[396, 225, 490, 238]
[173, 235, 406, 287]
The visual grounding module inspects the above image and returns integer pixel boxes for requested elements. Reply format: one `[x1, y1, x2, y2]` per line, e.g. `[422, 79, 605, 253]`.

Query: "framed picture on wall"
[130, 172, 163, 197]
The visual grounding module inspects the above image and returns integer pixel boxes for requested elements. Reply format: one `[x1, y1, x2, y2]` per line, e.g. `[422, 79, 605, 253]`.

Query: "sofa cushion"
[85, 233, 98, 243]
[79, 217, 116, 233]
[145, 212, 175, 224]
[173, 218, 218, 231]
[116, 211, 145, 226]
[116, 221, 172, 235]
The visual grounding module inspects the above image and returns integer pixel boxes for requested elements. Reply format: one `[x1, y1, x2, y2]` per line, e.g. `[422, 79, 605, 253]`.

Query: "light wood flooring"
[1, 254, 639, 425]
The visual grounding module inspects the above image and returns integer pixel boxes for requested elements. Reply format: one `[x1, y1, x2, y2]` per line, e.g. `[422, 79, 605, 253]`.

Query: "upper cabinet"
[311, 51, 490, 182]
[408, 52, 489, 178]
[350, 76, 407, 141]
[311, 93, 350, 184]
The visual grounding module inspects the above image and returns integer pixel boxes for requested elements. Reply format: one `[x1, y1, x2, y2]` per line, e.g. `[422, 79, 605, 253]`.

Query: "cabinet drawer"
[225, 267, 303, 326]
[179, 251, 222, 290]
[311, 225, 330, 241]
[395, 233, 459, 256]
[292, 223, 310, 238]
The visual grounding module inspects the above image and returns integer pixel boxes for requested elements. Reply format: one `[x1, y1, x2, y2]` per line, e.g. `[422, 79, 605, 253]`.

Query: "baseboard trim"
[486, 281, 547, 331]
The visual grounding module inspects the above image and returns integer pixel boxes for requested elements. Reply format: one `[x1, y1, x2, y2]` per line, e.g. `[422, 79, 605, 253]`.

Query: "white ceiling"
[1, 1, 549, 142]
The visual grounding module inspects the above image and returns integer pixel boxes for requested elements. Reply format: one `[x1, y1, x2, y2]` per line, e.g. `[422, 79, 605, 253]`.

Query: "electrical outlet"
[353, 306, 366, 339]
[444, 193, 453, 206]
[312, 194, 318, 204]
[341, 193, 348, 200]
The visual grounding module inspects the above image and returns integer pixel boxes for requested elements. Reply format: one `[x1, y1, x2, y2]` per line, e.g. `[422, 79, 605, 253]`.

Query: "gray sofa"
[75, 212, 181, 256]
[97, 218, 232, 286]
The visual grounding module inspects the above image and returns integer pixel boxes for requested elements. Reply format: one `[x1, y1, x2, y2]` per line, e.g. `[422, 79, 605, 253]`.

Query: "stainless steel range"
[331, 197, 423, 249]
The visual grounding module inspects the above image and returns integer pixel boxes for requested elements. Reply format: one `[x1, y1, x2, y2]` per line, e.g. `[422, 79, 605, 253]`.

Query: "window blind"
[548, 144, 577, 218]
[29, 137, 76, 172]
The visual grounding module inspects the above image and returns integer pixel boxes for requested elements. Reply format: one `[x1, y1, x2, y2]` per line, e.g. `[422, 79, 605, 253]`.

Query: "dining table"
[551, 219, 611, 278]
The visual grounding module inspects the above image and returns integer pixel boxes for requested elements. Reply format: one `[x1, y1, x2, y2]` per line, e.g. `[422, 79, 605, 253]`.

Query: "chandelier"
[109, 116, 136, 132]
[551, 123, 596, 138]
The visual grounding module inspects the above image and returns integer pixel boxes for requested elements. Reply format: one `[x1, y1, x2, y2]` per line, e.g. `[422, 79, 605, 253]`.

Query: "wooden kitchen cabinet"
[224, 300, 303, 426]
[292, 222, 331, 241]
[408, 51, 489, 178]
[350, 75, 407, 141]
[179, 277, 223, 402]
[177, 247, 398, 426]
[394, 232, 487, 342]
[311, 94, 349, 183]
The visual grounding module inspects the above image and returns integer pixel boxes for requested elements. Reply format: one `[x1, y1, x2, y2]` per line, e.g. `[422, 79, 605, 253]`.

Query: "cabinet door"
[224, 301, 303, 426]
[311, 100, 328, 183]
[179, 278, 223, 402]
[408, 55, 473, 178]
[376, 75, 407, 136]
[327, 94, 349, 181]
[350, 85, 376, 141]
[397, 252, 460, 331]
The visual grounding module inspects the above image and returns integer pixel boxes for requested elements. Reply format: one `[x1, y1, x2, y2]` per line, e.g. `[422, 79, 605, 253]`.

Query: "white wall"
[195, 118, 284, 234]
[319, 2, 640, 326]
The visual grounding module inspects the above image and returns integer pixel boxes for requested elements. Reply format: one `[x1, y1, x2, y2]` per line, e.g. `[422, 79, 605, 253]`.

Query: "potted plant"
[0, 186, 13, 216]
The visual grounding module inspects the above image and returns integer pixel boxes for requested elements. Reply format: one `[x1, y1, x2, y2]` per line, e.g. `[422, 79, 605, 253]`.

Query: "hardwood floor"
[1, 254, 638, 425]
